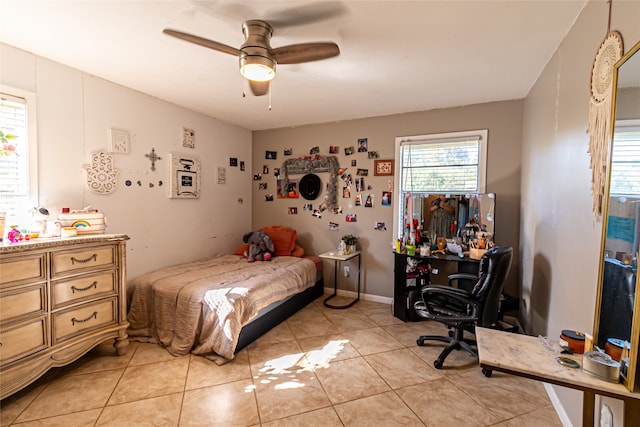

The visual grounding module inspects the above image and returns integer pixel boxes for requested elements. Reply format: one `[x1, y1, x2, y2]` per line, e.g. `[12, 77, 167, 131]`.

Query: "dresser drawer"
[52, 298, 117, 343]
[0, 317, 48, 366]
[51, 245, 117, 277]
[52, 271, 117, 309]
[0, 253, 47, 287]
[0, 284, 47, 325]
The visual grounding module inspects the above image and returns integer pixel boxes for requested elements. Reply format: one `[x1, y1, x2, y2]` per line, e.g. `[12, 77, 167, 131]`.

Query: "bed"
[127, 254, 323, 361]
[126, 226, 323, 362]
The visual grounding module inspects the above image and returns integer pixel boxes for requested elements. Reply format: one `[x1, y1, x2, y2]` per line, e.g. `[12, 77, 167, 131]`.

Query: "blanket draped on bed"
[127, 255, 316, 360]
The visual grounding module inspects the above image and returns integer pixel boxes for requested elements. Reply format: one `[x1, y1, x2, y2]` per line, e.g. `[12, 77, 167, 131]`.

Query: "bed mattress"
[127, 254, 317, 360]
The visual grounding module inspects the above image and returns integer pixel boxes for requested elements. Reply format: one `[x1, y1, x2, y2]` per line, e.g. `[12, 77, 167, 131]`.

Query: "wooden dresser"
[0, 234, 129, 399]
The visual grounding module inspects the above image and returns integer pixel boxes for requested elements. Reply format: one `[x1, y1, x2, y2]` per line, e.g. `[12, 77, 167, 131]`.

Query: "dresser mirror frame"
[593, 39, 640, 392]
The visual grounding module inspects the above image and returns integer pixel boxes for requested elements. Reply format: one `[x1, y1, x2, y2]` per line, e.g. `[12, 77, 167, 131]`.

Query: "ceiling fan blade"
[249, 80, 270, 96]
[163, 28, 241, 57]
[267, 2, 348, 28]
[272, 42, 340, 64]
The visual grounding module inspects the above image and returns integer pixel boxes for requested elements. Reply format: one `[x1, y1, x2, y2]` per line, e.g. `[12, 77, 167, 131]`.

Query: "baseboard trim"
[543, 383, 573, 426]
[323, 287, 393, 305]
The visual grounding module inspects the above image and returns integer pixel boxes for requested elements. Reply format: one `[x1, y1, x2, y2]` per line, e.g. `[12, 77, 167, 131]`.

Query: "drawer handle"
[71, 254, 97, 265]
[71, 311, 97, 325]
[71, 281, 98, 293]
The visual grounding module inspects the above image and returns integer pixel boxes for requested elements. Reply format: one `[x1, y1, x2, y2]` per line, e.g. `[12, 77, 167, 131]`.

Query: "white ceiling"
[0, 1, 587, 131]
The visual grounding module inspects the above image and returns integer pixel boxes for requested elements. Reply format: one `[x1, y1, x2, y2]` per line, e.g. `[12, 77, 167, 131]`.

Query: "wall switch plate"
[344, 265, 350, 277]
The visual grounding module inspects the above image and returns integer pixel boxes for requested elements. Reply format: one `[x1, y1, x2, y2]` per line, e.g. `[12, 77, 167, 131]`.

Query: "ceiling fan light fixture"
[240, 55, 276, 82]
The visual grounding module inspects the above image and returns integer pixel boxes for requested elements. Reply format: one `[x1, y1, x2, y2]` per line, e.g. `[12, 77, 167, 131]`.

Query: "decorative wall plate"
[82, 151, 119, 194]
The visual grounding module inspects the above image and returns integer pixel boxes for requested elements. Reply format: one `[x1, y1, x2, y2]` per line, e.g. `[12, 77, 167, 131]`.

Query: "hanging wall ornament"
[82, 150, 119, 194]
[588, 30, 623, 220]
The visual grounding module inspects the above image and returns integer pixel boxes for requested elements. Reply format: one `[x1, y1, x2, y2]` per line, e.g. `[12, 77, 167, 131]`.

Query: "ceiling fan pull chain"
[242, 78, 247, 97]
[268, 85, 272, 111]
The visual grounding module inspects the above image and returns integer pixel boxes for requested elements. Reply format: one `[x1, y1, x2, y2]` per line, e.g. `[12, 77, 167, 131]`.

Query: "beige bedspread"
[127, 254, 317, 360]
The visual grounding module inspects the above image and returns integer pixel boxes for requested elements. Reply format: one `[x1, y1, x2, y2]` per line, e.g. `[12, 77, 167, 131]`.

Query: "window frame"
[393, 129, 488, 239]
[610, 119, 640, 198]
[0, 85, 38, 226]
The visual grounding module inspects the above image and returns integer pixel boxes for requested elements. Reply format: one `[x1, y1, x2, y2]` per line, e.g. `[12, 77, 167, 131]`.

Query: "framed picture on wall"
[169, 153, 201, 198]
[374, 159, 394, 176]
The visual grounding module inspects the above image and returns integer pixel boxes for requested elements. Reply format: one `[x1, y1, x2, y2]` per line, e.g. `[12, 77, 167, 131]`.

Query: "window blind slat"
[400, 139, 481, 193]
[610, 125, 640, 197]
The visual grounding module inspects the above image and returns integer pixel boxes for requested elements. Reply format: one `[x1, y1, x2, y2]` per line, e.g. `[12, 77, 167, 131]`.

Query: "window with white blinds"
[397, 130, 488, 195]
[0, 89, 37, 225]
[610, 123, 640, 196]
[393, 130, 488, 238]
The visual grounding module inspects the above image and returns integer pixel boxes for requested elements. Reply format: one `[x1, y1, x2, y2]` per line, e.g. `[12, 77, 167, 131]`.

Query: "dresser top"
[0, 234, 129, 254]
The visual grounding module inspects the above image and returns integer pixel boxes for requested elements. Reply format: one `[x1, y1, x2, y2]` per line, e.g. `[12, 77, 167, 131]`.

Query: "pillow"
[261, 225, 297, 256]
[235, 243, 249, 256]
[291, 244, 305, 258]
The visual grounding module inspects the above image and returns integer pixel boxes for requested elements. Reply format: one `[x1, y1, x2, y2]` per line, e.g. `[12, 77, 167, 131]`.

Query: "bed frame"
[235, 277, 324, 352]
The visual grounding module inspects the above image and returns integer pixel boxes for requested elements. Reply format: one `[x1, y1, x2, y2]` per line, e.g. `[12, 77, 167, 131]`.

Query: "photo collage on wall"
[256, 138, 392, 232]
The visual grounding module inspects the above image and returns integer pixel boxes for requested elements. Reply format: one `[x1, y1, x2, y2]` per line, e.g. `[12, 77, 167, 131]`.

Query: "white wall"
[520, 1, 640, 424]
[0, 43, 253, 280]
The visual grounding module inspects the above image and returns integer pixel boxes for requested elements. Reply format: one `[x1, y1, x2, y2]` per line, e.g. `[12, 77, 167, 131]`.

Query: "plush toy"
[242, 230, 275, 262]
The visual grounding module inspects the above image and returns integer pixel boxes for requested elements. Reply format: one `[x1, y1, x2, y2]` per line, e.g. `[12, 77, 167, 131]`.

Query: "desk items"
[58, 207, 107, 234]
[540, 330, 629, 383]
[556, 356, 580, 368]
[560, 329, 586, 354]
[583, 351, 621, 382]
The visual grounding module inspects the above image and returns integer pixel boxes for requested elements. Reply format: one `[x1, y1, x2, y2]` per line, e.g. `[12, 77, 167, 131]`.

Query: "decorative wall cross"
[145, 148, 162, 171]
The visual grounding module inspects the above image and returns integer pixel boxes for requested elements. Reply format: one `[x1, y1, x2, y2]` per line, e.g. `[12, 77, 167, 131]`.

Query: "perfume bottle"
[338, 240, 346, 256]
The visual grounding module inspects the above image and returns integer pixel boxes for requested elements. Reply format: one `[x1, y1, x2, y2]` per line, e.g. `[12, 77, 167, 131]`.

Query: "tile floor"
[0, 297, 562, 426]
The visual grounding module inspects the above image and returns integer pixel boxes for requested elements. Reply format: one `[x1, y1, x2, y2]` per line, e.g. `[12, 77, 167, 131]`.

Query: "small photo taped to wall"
[375, 221, 387, 231]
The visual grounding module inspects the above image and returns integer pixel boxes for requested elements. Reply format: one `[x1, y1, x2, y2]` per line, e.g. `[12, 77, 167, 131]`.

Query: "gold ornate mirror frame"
[593, 39, 640, 392]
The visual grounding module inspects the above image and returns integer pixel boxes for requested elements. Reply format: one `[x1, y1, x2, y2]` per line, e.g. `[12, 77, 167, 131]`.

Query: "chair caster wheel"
[434, 359, 443, 369]
[417, 339, 424, 346]
[482, 368, 492, 377]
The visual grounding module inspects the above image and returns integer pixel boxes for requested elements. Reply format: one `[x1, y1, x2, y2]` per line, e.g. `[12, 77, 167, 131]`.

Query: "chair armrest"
[421, 285, 470, 298]
[448, 273, 478, 284]
[415, 285, 480, 323]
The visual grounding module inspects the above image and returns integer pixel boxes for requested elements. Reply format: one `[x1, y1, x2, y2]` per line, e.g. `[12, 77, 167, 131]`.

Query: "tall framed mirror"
[593, 39, 640, 392]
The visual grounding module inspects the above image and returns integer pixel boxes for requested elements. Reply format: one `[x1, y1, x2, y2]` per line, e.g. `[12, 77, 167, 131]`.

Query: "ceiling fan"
[163, 20, 340, 96]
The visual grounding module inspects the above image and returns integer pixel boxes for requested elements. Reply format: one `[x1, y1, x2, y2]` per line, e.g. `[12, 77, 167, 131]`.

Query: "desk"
[476, 327, 640, 426]
[319, 251, 361, 309]
[393, 251, 480, 321]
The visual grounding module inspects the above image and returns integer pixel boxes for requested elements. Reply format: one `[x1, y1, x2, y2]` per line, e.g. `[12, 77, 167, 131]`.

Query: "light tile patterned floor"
[0, 297, 562, 426]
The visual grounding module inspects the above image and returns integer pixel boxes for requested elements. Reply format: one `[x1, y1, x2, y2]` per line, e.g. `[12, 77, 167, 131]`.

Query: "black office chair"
[596, 258, 636, 349]
[414, 246, 513, 374]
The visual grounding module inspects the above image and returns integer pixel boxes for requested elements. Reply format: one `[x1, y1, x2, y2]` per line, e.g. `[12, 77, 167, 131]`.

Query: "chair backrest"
[471, 246, 513, 327]
[596, 258, 636, 348]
